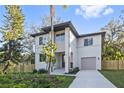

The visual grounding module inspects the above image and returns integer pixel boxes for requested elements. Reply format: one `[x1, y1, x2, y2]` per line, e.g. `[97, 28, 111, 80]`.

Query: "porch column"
[65, 27, 70, 73]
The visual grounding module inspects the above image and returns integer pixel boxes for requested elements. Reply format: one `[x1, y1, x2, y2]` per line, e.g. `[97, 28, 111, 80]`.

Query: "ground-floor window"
[39, 54, 46, 62]
[70, 52, 73, 68]
[70, 62, 73, 68]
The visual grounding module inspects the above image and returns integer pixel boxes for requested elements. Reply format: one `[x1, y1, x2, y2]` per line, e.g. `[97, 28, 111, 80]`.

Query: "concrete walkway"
[69, 70, 116, 88]
[50, 68, 75, 76]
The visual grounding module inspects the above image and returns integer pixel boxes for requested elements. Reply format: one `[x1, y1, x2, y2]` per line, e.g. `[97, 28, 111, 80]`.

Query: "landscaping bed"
[67, 67, 79, 74]
[0, 73, 75, 88]
[100, 70, 124, 88]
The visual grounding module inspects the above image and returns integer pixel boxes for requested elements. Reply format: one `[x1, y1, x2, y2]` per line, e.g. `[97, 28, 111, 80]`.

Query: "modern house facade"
[31, 21, 105, 73]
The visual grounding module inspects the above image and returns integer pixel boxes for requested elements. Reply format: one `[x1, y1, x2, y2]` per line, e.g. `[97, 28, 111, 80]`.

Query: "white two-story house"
[31, 21, 105, 73]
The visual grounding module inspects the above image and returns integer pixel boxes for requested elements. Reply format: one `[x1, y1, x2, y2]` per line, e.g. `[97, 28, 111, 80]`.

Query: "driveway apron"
[69, 70, 116, 88]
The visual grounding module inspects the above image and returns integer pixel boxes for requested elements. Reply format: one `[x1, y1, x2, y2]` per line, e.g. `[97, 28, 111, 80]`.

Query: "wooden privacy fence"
[102, 60, 124, 70]
[0, 63, 35, 73]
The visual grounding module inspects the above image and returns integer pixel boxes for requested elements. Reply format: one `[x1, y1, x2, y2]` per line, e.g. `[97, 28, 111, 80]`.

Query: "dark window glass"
[70, 62, 73, 68]
[61, 33, 65, 41]
[39, 37, 43, 45]
[84, 38, 93, 46]
[56, 34, 61, 41]
[55, 33, 65, 42]
[89, 38, 93, 45]
[84, 39, 88, 46]
[39, 54, 46, 62]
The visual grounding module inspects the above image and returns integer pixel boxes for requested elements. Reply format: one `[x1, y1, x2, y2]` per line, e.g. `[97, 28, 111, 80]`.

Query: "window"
[70, 52, 73, 68]
[61, 33, 65, 41]
[39, 54, 46, 62]
[43, 37, 47, 44]
[56, 34, 61, 41]
[39, 37, 43, 45]
[55, 33, 65, 42]
[84, 38, 93, 46]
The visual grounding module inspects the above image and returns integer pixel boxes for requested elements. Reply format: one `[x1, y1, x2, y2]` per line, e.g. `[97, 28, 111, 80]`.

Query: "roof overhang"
[31, 21, 106, 39]
[31, 21, 79, 37]
[78, 31, 106, 38]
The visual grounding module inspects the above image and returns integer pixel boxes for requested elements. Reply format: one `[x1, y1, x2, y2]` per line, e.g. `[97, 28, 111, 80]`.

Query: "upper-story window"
[39, 37, 43, 45]
[39, 36, 48, 45]
[55, 33, 65, 42]
[84, 38, 93, 46]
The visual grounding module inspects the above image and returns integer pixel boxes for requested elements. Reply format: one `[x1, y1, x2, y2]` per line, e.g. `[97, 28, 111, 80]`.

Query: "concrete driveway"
[69, 70, 116, 88]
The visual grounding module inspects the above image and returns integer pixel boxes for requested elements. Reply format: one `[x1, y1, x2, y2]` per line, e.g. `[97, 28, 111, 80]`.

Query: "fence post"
[118, 60, 119, 70]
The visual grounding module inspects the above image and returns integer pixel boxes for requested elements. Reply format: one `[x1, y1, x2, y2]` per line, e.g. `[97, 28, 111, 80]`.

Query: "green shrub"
[73, 67, 79, 72]
[0, 73, 74, 88]
[13, 83, 27, 88]
[0, 83, 27, 88]
[33, 69, 37, 73]
[56, 76, 65, 81]
[38, 69, 48, 74]
[0, 77, 13, 84]
[30, 78, 53, 88]
[0, 71, 3, 74]
[0, 84, 13, 88]
[69, 67, 79, 74]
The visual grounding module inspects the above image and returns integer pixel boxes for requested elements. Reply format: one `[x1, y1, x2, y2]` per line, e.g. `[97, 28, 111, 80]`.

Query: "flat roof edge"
[78, 31, 106, 38]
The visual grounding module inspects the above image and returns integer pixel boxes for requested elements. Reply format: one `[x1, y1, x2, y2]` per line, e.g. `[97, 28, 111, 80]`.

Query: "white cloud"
[103, 7, 114, 15]
[75, 8, 82, 15]
[75, 5, 114, 19]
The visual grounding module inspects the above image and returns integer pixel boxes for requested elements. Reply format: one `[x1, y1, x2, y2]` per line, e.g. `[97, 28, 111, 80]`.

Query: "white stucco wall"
[64, 27, 78, 72]
[34, 34, 49, 70]
[77, 35, 102, 70]
[69, 29, 78, 68]
[34, 27, 102, 71]
[34, 30, 65, 70]
[64, 27, 70, 73]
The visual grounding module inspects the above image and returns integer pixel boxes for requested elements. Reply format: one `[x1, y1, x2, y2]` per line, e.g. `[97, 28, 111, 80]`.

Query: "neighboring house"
[31, 21, 105, 73]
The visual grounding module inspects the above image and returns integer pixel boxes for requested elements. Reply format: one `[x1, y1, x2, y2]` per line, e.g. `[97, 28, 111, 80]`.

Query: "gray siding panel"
[81, 57, 96, 70]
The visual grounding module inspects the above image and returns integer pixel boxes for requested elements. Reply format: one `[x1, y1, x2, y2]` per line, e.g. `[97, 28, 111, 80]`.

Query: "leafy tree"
[42, 41, 57, 75]
[0, 5, 24, 73]
[21, 31, 35, 65]
[1, 5, 24, 41]
[102, 11, 124, 61]
[22, 32, 34, 54]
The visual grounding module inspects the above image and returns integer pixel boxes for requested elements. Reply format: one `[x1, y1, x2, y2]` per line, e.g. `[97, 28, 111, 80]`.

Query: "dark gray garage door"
[81, 57, 96, 70]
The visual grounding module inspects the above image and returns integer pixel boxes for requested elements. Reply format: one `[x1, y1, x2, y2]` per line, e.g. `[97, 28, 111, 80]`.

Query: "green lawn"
[0, 73, 75, 88]
[100, 70, 124, 88]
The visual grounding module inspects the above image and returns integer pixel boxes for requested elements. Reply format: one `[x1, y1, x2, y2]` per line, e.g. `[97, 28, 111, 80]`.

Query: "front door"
[62, 54, 65, 68]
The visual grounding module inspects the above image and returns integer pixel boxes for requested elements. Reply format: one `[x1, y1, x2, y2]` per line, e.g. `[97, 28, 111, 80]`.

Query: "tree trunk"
[118, 60, 119, 70]
[48, 59, 51, 75]
[2, 62, 9, 73]
[50, 5, 54, 74]
[51, 62, 53, 72]
[2, 41, 11, 73]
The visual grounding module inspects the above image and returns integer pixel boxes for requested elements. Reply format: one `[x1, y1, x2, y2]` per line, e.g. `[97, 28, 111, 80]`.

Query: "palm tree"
[50, 5, 54, 43]
[50, 5, 68, 42]
[49, 5, 68, 72]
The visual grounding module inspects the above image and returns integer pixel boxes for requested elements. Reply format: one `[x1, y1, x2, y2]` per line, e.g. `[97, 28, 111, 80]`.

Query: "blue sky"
[0, 5, 124, 35]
